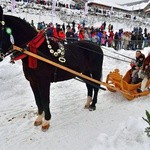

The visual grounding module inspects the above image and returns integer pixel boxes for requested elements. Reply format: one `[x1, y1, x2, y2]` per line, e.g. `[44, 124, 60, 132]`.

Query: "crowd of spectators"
[33, 20, 150, 51]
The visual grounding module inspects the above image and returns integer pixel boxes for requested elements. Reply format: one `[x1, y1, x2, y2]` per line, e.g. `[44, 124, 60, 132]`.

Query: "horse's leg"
[30, 82, 44, 126]
[84, 83, 93, 108]
[38, 79, 51, 131]
[89, 87, 99, 111]
[23, 65, 45, 126]
[89, 72, 101, 111]
[84, 72, 93, 108]
[22, 64, 51, 131]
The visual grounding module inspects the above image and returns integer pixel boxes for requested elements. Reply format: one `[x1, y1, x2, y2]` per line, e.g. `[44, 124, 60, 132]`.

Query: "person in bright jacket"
[78, 29, 84, 40]
[58, 29, 65, 40]
[53, 27, 58, 42]
[58, 29, 65, 44]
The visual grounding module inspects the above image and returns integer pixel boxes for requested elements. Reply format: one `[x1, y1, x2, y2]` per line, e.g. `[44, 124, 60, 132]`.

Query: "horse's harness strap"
[27, 30, 45, 69]
[12, 31, 45, 68]
[0, 18, 5, 53]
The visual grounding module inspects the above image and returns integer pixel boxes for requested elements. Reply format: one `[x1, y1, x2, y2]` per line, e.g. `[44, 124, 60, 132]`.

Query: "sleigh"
[106, 69, 150, 100]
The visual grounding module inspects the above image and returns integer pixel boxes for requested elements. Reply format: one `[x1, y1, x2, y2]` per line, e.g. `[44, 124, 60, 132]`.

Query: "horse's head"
[0, 6, 17, 62]
[0, 6, 5, 61]
[0, 5, 37, 62]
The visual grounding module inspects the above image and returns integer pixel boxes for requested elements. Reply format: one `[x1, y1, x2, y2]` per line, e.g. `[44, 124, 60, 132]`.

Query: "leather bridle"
[0, 18, 5, 61]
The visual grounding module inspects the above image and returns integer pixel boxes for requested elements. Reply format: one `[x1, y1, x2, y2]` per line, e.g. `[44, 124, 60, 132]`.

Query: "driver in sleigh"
[130, 50, 145, 84]
[137, 54, 150, 93]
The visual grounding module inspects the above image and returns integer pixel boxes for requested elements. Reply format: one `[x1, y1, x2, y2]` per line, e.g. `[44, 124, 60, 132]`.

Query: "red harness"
[14, 30, 45, 69]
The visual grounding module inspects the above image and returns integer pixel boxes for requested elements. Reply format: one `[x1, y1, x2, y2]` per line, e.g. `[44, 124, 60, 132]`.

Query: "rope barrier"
[101, 46, 135, 60]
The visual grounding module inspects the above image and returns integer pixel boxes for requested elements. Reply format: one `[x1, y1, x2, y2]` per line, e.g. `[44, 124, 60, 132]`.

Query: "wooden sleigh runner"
[106, 69, 150, 100]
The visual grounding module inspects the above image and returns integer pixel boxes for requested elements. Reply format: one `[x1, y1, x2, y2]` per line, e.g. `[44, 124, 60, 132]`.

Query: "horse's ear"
[0, 5, 3, 21]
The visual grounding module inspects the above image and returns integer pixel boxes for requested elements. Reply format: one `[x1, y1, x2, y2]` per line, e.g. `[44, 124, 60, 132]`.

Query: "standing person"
[31, 20, 34, 27]
[108, 30, 114, 47]
[78, 23, 81, 30]
[82, 20, 85, 28]
[101, 31, 107, 46]
[138, 33, 144, 49]
[62, 23, 65, 32]
[78, 28, 85, 40]
[91, 30, 98, 44]
[72, 20, 75, 29]
[66, 28, 75, 44]
[58, 29, 65, 39]
[103, 21, 106, 30]
[118, 29, 123, 50]
[97, 30, 102, 46]
[114, 32, 119, 50]
[108, 24, 111, 32]
[66, 23, 71, 30]
[46, 23, 54, 37]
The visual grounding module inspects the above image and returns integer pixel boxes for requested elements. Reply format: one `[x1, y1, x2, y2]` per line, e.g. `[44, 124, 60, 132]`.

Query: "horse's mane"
[3, 15, 37, 45]
[4, 15, 37, 32]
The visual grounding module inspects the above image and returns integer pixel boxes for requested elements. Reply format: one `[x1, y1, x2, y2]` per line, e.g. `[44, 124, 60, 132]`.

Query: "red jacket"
[78, 32, 84, 40]
[58, 31, 65, 40]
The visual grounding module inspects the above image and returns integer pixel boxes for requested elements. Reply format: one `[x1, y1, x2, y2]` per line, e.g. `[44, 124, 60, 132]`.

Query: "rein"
[76, 44, 132, 63]
[52, 36, 132, 63]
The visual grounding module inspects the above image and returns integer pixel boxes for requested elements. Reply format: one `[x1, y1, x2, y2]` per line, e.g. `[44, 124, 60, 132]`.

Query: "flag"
[84, 3, 88, 15]
[110, 6, 113, 17]
[111, 6, 113, 13]
[11, 0, 16, 12]
[52, 0, 56, 15]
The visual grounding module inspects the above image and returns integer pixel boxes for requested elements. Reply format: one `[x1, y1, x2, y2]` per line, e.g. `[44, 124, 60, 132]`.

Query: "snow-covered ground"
[1, 45, 150, 150]
[0, 1, 150, 150]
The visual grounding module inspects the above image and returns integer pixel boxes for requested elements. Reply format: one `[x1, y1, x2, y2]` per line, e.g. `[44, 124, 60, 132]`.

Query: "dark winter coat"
[142, 55, 150, 79]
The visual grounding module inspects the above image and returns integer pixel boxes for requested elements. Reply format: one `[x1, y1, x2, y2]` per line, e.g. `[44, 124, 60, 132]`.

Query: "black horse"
[0, 6, 103, 131]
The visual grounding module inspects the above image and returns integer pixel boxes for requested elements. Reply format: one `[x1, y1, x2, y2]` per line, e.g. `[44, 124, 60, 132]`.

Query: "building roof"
[121, 0, 149, 6]
[87, 0, 150, 11]
[124, 1, 149, 10]
[87, 0, 131, 11]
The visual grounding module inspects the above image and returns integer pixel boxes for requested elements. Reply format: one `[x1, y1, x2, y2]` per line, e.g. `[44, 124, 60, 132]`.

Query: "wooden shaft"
[13, 45, 132, 97]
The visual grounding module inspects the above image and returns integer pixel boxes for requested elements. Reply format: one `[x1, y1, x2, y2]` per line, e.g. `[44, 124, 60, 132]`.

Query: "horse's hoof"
[84, 96, 92, 109]
[41, 124, 50, 132]
[41, 120, 50, 131]
[89, 105, 96, 111]
[34, 120, 42, 126]
[34, 114, 44, 126]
